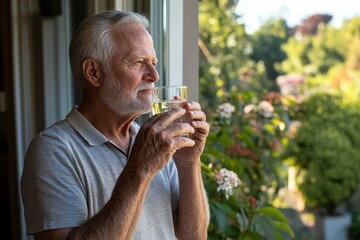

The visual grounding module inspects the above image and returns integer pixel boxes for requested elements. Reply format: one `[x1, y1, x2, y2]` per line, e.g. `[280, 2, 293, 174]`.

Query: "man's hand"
[173, 101, 210, 163]
[129, 107, 196, 175]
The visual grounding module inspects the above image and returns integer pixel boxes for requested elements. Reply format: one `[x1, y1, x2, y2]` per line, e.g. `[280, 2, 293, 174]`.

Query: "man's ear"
[82, 58, 102, 87]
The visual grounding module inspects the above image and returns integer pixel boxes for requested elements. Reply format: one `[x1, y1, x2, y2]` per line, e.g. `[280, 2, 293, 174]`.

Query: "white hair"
[69, 10, 150, 90]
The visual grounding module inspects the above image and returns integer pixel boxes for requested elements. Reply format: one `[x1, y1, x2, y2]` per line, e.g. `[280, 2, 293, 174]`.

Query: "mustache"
[137, 84, 155, 91]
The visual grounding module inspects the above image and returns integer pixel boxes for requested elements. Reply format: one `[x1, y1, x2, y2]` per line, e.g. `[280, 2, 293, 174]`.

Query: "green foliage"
[348, 209, 360, 240]
[277, 24, 346, 76]
[199, 1, 298, 238]
[198, 1, 360, 237]
[285, 93, 360, 213]
[276, 17, 360, 104]
[250, 18, 289, 83]
[201, 83, 294, 238]
[277, 20, 360, 214]
[199, 0, 270, 110]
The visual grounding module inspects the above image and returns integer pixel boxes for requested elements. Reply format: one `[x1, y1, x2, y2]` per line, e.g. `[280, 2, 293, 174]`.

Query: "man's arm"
[67, 164, 154, 240]
[34, 164, 154, 240]
[172, 102, 210, 240]
[34, 228, 72, 240]
[32, 107, 196, 240]
[173, 161, 209, 240]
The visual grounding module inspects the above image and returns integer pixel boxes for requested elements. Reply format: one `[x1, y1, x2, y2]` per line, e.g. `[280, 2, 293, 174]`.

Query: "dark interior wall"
[134, 0, 151, 15]
[0, 0, 17, 239]
[70, 0, 89, 105]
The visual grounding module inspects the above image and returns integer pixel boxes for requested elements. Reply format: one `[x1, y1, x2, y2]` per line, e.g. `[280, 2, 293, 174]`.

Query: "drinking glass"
[151, 85, 188, 116]
[152, 85, 189, 137]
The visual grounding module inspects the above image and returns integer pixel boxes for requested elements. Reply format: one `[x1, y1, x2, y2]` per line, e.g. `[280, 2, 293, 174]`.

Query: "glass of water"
[152, 86, 189, 138]
[151, 85, 188, 116]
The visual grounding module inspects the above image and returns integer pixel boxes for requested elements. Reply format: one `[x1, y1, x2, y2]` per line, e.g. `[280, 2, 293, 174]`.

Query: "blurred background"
[1, 0, 359, 239]
[199, 0, 360, 239]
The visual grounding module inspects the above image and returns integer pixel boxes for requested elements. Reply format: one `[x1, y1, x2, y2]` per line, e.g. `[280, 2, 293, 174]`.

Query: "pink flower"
[215, 168, 241, 199]
[218, 103, 236, 119]
[258, 101, 274, 118]
[243, 104, 257, 114]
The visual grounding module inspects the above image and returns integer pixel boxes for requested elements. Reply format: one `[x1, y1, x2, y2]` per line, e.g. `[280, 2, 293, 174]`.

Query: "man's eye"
[131, 60, 156, 68]
[131, 61, 144, 68]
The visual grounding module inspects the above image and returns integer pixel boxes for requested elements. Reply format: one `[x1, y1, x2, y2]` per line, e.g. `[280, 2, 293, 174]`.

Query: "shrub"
[285, 93, 360, 214]
[201, 90, 295, 239]
[348, 209, 360, 240]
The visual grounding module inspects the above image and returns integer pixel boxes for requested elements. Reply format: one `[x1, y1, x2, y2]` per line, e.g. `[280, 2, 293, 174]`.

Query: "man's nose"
[144, 64, 160, 83]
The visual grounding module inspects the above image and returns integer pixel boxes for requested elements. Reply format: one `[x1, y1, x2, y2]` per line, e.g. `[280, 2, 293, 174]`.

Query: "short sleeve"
[167, 159, 179, 211]
[21, 132, 87, 234]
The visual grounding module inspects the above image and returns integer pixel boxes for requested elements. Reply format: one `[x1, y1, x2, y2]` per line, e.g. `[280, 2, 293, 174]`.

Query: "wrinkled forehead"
[111, 23, 154, 56]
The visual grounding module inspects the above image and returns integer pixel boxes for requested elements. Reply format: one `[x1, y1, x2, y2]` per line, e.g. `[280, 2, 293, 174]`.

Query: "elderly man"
[21, 10, 209, 240]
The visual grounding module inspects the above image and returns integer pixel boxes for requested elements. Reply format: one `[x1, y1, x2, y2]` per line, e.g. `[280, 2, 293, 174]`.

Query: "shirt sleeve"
[167, 159, 180, 211]
[21, 131, 88, 234]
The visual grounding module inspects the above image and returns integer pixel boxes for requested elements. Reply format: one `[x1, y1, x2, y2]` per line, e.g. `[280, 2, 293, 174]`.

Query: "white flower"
[243, 104, 257, 114]
[215, 168, 241, 199]
[258, 100, 274, 118]
[218, 103, 235, 119]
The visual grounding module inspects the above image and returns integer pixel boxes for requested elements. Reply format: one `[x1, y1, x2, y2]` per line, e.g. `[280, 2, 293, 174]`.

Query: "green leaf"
[243, 125, 257, 135]
[218, 132, 234, 148]
[210, 201, 237, 234]
[200, 162, 212, 174]
[206, 147, 225, 159]
[272, 220, 295, 238]
[257, 206, 287, 222]
[239, 132, 256, 151]
[271, 118, 282, 126]
[273, 230, 283, 240]
[264, 123, 275, 134]
[236, 211, 248, 232]
[239, 231, 263, 240]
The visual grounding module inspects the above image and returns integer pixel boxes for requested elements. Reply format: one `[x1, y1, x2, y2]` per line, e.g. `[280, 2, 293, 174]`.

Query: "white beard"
[99, 72, 153, 116]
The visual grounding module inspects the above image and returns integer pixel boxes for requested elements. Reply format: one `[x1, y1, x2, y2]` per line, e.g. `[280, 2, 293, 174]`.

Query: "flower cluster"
[258, 101, 275, 118]
[215, 168, 242, 199]
[243, 100, 275, 118]
[217, 103, 236, 119]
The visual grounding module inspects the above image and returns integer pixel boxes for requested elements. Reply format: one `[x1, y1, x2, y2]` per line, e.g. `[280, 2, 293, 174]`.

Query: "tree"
[250, 18, 289, 86]
[291, 14, 333, 36]
[277, 23, 345, 76]
[284, 94, 360, 214]
[277, 16, 360, 104]
[199, 0, 268, 112]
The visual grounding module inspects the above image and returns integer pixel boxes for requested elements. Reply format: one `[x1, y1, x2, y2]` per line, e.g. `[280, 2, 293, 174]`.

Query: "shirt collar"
[66, 107, 140, 146]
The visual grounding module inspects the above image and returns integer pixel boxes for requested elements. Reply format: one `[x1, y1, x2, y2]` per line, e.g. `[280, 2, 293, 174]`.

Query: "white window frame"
[166, 0, 199, 101]
[117, 0, 199, 101]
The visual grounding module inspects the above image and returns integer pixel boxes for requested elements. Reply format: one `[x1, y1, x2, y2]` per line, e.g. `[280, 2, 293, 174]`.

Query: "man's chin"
[140, 104, 152, 114]
[133, 102, 152, 115]
[143, 108, 152, 114]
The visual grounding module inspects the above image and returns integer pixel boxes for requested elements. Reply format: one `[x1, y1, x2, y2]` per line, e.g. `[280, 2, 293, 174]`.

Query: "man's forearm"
[67, 165, 154, 240]
[175, 160, 209, 239]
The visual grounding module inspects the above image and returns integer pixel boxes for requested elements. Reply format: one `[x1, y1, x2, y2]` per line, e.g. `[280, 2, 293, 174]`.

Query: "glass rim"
[153, 85, 187, 89]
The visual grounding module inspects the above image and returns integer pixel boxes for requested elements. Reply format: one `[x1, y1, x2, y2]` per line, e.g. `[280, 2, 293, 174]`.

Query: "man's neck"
[77, 100, 137, 152]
